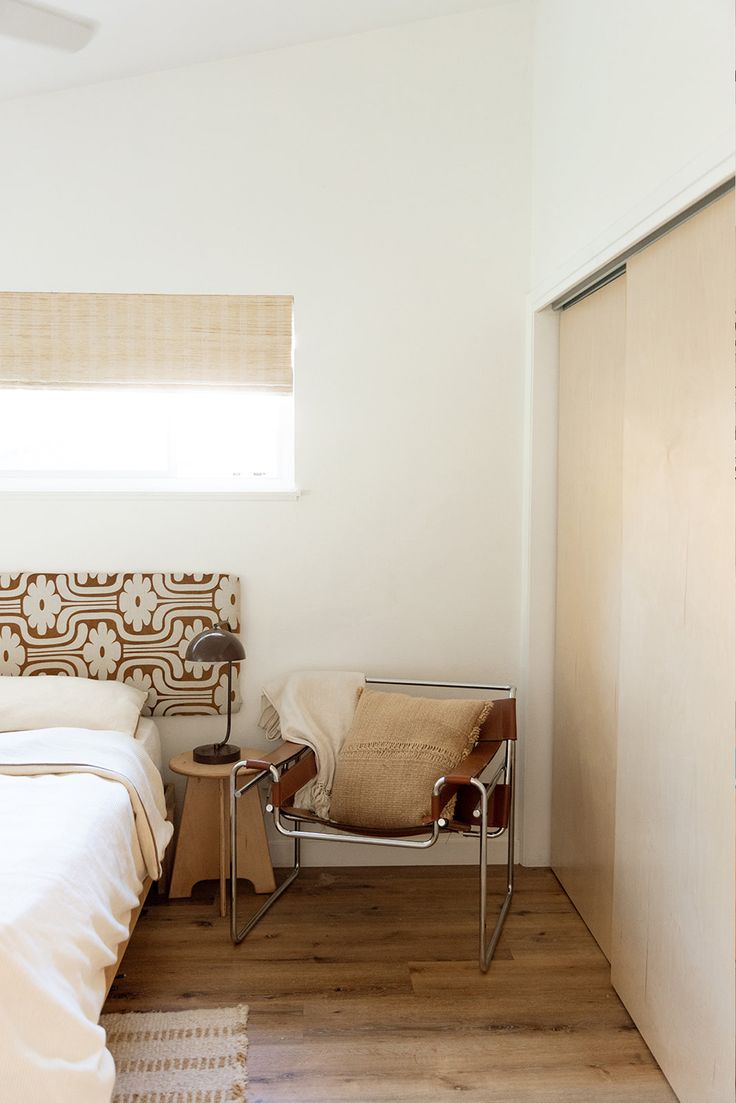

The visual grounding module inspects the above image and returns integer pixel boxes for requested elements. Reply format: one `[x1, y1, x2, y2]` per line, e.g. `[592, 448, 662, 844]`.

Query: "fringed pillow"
[329, 690, 492, 830]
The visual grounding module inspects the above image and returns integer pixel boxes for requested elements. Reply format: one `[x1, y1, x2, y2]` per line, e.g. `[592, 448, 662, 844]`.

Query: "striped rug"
[101, 1005, 249, 1103]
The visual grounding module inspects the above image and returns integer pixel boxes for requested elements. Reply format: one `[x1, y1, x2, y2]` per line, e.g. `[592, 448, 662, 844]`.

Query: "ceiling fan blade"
[0, 0, 96, 52]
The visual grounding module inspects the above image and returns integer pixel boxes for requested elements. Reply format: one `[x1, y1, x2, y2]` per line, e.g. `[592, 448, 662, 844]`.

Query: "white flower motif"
[125, 669, 155, 714]
[214, 669, 242, 713]
[22, 576, 62, 635]
[179, 619, 211, 679]
[214, 578, 238, 625]
[0, 573, 19, 589]
[0, 626, 25, 675]
[82, 623, 121, 679]
[119, 574, 158, 631]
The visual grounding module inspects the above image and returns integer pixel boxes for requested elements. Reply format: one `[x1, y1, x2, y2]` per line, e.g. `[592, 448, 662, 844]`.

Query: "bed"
[0, 722, 171, 1102]
[0, 571, 242, 1103]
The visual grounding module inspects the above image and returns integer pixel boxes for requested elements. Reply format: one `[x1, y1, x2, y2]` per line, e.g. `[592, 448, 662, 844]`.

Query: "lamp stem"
[215, 660, 233, 753]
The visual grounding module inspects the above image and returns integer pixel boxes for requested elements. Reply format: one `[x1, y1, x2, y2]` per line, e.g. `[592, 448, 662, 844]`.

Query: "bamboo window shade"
[0, 292, 293, 391]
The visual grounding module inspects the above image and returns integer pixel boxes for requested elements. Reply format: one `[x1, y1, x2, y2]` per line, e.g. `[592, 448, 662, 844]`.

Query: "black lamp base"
[193, 742, 241, 765]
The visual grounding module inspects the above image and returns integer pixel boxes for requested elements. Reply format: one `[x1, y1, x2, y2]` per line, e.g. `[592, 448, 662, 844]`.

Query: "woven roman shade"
[0, 292, 293, 391]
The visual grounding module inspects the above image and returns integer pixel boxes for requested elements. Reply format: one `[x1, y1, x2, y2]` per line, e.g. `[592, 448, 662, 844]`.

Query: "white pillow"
[0, 676, 147, 737]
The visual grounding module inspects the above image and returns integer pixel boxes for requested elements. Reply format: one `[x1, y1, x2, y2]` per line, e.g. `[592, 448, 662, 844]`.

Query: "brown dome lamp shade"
[185, 623, 245, 765]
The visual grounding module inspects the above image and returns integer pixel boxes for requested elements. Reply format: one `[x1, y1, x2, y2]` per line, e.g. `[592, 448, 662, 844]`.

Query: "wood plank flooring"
[103, 866, 677, 1103]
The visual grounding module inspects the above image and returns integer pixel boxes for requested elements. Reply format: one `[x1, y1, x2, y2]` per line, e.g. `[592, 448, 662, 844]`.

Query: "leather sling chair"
[229, 679, 516, 972]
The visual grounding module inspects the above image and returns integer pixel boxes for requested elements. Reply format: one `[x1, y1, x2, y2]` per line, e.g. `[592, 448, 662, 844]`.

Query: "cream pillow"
[0, 676, 147, 737]
[330, 690, 492, 830]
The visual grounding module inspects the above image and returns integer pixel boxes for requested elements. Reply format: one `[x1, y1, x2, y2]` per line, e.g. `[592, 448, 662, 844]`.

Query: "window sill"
[0, 482, 300, 501]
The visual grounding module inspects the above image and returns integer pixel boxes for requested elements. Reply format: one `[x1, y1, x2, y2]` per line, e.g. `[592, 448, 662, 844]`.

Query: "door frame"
[518, 156, 735, 868]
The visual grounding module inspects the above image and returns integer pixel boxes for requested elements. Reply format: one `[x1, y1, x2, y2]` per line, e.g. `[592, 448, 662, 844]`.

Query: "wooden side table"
[168, 751, 276, 917]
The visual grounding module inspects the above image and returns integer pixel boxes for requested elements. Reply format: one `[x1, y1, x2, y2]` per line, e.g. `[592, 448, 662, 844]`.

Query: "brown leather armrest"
[264, 740, 309, 768]
[238, 741, 306, 772]
[272, 748, 318, 807]
[430, 739, 503, 821]
[444, 739, 503, 785]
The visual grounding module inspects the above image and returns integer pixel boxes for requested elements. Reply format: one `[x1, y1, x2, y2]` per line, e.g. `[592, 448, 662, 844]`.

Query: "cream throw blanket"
[259, 671, 365, 816]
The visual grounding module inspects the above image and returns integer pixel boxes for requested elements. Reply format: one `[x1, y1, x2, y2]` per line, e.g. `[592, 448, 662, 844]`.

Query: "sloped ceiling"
[0, 0, 502, 100]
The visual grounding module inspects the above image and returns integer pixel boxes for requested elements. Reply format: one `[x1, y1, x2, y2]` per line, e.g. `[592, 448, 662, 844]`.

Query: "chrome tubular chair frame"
[229, 761, 302, 945]
[230, 679, 516, 970]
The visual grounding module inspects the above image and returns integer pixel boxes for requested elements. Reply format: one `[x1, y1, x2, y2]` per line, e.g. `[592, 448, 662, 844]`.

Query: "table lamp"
[185, 622, 245, 764]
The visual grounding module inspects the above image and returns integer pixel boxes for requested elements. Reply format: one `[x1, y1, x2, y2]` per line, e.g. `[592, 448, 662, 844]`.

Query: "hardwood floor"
[103, 866, 677, 1103]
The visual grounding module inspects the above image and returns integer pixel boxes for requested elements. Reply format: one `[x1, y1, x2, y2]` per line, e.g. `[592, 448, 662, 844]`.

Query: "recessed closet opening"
[524, 182, 735, 1103]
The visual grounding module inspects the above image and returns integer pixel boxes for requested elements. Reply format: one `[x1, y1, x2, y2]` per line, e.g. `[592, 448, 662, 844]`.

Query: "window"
[0, 291, 295, 493]
[0, 388, 294, 492]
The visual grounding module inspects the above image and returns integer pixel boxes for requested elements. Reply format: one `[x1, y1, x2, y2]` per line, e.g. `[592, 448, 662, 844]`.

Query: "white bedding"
[0, 727, 173, 1103]
[134, 716, 162, 772]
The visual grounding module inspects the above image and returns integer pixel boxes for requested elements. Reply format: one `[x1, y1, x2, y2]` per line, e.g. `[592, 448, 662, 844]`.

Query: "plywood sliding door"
[611, 193, 735, 1103]
[552, 275, 626, 959]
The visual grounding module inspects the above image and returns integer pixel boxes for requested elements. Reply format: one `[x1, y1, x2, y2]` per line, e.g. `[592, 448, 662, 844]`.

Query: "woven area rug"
[101, 1005, 248, 1103]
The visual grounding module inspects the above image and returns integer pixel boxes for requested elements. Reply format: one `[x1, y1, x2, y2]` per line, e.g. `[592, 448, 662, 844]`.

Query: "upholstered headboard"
[0, 572, 241, 717]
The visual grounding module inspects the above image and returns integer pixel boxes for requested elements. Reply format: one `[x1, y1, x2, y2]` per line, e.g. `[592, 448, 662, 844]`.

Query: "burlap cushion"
[329, 690, 492, 830]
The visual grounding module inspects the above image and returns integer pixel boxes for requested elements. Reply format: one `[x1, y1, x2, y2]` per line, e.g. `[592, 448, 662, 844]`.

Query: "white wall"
[520, 0, 735, 864]
[530, 0, 735, 302]
[0, 4, 534, 863]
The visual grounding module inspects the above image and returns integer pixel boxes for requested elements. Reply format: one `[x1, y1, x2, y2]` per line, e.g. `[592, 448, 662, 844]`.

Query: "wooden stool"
[168, 751, 276, 917]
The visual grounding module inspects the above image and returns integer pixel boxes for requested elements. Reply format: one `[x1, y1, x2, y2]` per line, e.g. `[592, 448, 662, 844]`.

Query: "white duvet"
[0, 727, 173, 1103]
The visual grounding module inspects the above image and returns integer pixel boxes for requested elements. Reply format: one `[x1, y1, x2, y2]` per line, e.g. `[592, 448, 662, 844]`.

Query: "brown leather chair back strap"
[479, 696, 516, 741]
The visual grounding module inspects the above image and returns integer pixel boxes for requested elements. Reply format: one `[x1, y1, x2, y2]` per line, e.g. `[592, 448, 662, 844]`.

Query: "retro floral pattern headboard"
[0, 572, 242, 717]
